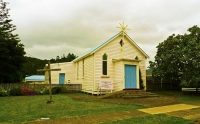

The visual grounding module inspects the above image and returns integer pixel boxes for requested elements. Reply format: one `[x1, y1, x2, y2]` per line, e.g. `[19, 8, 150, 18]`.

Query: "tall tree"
[50, 53, 78, 63]
[22, 57, 48, 76]
[149, 25, 200, 89]
[0, 1, 26, 83]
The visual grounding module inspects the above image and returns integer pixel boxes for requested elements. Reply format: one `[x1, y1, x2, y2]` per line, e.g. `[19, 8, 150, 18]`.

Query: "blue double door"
[59, 73, 65, 84]
[125, 65, 137, 88]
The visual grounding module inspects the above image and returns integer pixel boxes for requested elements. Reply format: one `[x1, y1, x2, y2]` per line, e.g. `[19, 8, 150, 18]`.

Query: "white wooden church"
[45, 23, 149, 94]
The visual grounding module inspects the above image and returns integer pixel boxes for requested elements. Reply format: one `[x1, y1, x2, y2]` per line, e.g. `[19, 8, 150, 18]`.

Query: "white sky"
[5, 0, 200, 67]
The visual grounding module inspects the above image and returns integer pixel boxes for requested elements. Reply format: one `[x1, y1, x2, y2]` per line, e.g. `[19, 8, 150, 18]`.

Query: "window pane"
[103, 54, 107, 60]
[103, 61, 107, 75]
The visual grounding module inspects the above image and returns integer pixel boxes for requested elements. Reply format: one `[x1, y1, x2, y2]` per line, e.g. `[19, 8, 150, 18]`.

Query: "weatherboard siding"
[114, 61, 123, 91]
[123, 36, 147, 89]
[94, 36, 122, 91]
[47, 32, 148, 92]
[80, 55, 94, 92]
[93, 35, 147, 91]
[46, 62, 76, 84]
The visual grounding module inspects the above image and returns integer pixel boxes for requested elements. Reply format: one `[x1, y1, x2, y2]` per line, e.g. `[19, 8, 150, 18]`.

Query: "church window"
[102, 53, 107, 75]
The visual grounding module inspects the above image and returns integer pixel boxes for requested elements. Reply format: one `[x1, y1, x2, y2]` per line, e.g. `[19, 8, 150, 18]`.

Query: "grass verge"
[101, 114, 192, 124]
[0, 94, 143, 123]
[152, 90, 200, 102]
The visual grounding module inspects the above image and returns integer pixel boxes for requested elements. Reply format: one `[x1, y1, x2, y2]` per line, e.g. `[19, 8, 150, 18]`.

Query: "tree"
[22, 57, 48, 76]
[0, 1, 26, 83]
[50, 53, 78, 63]
[139, 69, 144, 90]
[149, 25, 200, 89]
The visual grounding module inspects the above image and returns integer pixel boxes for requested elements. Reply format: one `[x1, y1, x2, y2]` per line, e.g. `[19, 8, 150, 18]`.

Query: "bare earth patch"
[67, 93, 181, 107]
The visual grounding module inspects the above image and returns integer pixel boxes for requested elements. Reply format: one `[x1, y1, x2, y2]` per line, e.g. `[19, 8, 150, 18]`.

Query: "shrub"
[33, 89, 41, 95]
[10, 88, 22, 96]
[0, 87, 9, 97]
[52, 87, 62, 94]
[40, 88, 49, 95]
[21, 88, 35, 95]
[32, 88, 49, 95]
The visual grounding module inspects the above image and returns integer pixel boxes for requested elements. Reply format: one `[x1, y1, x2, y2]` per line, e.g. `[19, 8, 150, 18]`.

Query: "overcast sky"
[5, 0, 200, 66]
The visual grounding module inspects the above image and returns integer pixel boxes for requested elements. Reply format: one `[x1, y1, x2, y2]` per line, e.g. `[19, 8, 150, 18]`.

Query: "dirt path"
[138, 103, 199, 114]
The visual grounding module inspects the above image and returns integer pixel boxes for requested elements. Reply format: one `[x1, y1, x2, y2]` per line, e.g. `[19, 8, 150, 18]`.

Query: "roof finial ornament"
[116, 21, 130, 35]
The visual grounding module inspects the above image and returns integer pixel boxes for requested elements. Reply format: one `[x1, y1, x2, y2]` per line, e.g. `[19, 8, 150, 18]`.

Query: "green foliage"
[50, 53, 78, 63]
[103, 114, 192, 124]
[22, 57, 48, 76]
[9, 87, 22, 96]
[22, 53, 78, 77]
[52, 86, 62, 94]
[0, 94, 143, 123]
[0, 1, 26, 83]
[0, 87, 9, 96]
[149, 25, 200, 87]
[139, 69, 144, 89]
[33, 87, 49, 95]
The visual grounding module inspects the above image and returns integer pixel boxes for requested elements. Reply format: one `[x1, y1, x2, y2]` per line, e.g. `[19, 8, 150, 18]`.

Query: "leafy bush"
[32, 88, 49, 95]
[21, 88, 35, 95]
[10, 88, 22, 96]
[0, 87, 9, 97]
[40, 88, 49, 95]
[52, 87, 62, 94]
[32, 89, 41, 95]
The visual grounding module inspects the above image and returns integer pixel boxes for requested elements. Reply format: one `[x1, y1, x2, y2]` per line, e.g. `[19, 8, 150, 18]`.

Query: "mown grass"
[101, 114, 192, 124]
[0, 94, 143, 123]
[152, 90, 200, 102]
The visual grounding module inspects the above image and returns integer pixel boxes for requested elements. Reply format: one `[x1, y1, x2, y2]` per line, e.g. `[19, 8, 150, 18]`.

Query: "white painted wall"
[46, 33, 147, 93]
[45, 62, 76, 84]
[93, 35, 147, 91]
[75, 55, 94, 92]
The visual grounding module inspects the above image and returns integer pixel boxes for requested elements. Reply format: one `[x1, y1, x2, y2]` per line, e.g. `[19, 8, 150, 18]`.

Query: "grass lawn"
[0, 91, 199, 124]
[151, 90, 200, 103]
[101, 114, 192, 124]
[0, 94, 143, 123]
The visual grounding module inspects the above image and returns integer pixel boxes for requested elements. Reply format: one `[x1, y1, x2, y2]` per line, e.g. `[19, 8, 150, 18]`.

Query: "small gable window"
[119, 39, 124, 47]
[102, 53, 107, 75]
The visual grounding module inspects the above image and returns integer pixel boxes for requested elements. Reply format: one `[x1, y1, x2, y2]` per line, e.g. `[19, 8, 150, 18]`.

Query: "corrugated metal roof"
[73, 31, 149, 62]
[25, 75, 45, 81]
